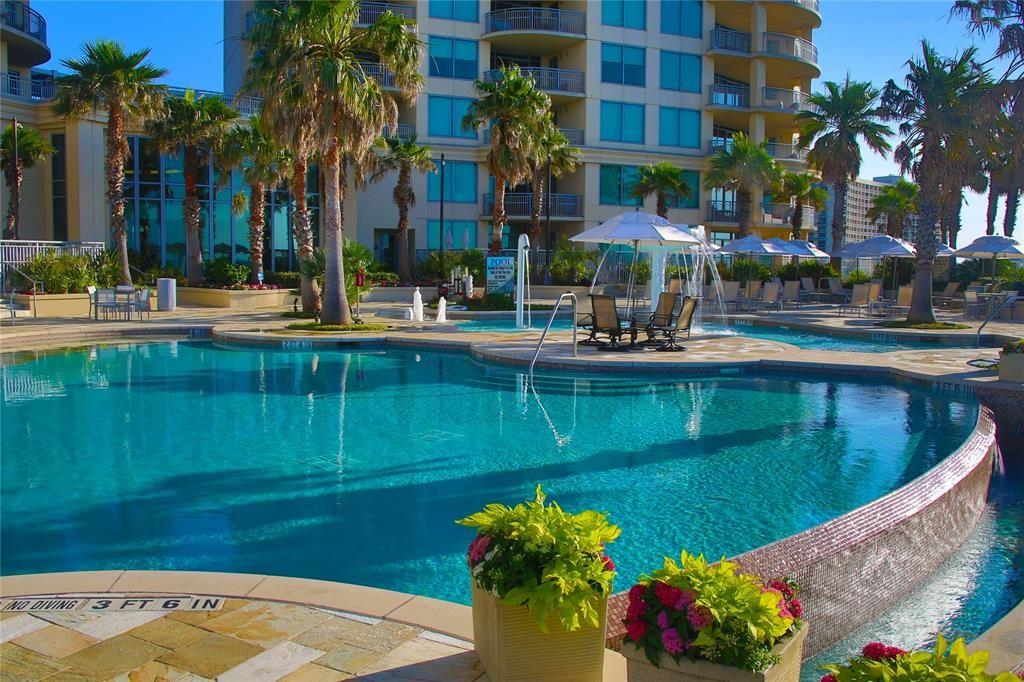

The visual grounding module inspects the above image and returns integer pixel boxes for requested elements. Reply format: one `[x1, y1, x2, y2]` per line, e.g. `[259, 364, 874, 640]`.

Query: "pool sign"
[486, 256, 515, 295]
[1, 595, 225, 612]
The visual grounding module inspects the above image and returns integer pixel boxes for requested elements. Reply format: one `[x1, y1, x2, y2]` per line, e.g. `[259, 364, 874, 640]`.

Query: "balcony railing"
[761, 87, 812, 111]
[766, 142, 809, 161]
[483, 67, 585, 95]
[165, 87, 263, 116]
[382, 123, 416, 140]
[707, 201, 739, 223]
[358, 1, 415, 25]
[762, 32, 818, 64]
[710, 27, 751, 53]
[794, 0, 820, 14]
[761, 202, 815, 227]
[359, 61, 397, 89]
[709, 83, 750, 108]
[484, 7, 585, 36]
[483, 192, 583, 218]
[484, 127, 584, 146]
[2, 72, 55, 101]
[2, 1, 46, 42]
[709, 138, 735, 155]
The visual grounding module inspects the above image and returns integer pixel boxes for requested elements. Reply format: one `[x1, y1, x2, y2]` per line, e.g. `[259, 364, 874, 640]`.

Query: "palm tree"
[53, 40, 168, 284]
[261, 0, 421, 324]
[881, 41, 994, 323]
[772, 171, 829, 241]
[146, 90, 239, 285]
[705, 133, 780, 237]
[631, 162, 693, 219]
[464, 65, 550, 253]
[796, 78, 892, 254]
[222, 116, 291, 284]
[865, 178, 919, 239]
[528, 122, 580, 258]
[952, 0, 1023, 84]
[367, 135, 435, 282]
[244, 0, 321, 311]
[1, 125, 54, 240]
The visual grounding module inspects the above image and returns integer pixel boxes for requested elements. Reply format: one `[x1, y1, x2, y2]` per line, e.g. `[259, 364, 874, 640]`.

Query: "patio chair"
[838, 283, 872, 316]
[881, 285, 913, 317]
[739, 280, 762, 311]
[641, 292, 680, 345]
[651, 296, 698, 352]
[129, 288, 152, 320]
[95, 288, 119, 320]
[756, 281, 782, 311]
[86, 285, 97, 319]
[933, 281, 961, 308]
[589, 294, 637, 351]
[798, 277, 819, 302]
[718, 281, 741, 311]
[780, 280, 801, 310]
[963, 290, 984, 320]
[826, 278, 849, 304]
[575, 302, 601, 346]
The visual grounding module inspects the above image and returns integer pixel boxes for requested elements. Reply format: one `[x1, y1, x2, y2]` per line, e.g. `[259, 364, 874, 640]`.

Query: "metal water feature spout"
[516, 233, 532, 329]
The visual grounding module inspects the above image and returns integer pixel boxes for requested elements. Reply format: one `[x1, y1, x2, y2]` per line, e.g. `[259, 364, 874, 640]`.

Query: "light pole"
[438, 153, 445, 288]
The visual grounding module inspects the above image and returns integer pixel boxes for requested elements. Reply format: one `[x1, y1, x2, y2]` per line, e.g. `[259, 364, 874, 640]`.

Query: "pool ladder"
[528, 292, 578, 375]
[976, 292, 1018, 347]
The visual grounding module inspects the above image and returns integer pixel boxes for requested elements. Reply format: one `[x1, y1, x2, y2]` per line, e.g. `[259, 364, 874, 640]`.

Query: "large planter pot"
[471, 583, 606, 682]
[620, 624, 807, 682]
[176, 287, 293, 309]
[999, 352, 1024, 382]
[14, 293, 91, 317]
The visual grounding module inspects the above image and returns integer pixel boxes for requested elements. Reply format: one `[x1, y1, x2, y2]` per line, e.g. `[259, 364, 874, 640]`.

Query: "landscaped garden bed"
[176, 286, 293, 308]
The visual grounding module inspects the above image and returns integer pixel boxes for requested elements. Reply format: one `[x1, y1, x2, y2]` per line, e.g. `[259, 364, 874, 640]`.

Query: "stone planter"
[176, 287, 293, 309]
[998, 352, 1024, 383]
[471, 583, 606, 682]
[620, 624, 807, 682]
[14, 293, 91, 317]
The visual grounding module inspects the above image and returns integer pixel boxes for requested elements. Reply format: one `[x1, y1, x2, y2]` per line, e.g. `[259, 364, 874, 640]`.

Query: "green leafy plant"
[773, 260, 838, 284]
[286, 322, 387, 332]
[550, 239, 598, 285]
[1003, 338, 1024, 354]
[456, 485, 620, 632]
[842, 270, 870, 288]
[819, 636, 1022, 682]
[266, 271, 301, 288]
[624, 552, 800, 671]
[205, 258, 250, 287]
[724, 258, 773, 284]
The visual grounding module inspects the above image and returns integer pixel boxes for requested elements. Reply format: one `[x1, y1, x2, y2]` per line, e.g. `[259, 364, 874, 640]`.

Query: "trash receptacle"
[157, 277, 177, 311]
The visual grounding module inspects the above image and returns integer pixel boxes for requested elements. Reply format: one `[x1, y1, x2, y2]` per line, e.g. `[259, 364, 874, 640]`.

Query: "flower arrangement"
[820, 636, 1023, 681]
[624, 551, 801, 671]
[1003, 338, 1024, 354]
[456, 485, 620, 632]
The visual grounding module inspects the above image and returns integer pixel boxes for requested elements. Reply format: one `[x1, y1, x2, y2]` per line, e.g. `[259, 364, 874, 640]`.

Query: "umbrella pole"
[589, 249, 610, 296]
[625, 240, 639, 318]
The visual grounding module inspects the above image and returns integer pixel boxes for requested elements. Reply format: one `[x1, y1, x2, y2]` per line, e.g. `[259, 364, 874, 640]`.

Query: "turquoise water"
[454, 318, 973, 353]
[1, 343, 1016, 644]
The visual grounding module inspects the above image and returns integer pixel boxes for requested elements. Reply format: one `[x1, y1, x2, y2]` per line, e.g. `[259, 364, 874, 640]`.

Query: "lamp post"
[438, 153, 445, 288]
[544, 154, 552, 285]
[9, 117, 19, 240]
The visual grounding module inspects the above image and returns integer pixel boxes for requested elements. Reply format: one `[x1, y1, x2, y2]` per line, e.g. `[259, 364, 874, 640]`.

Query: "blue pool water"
[454, 318, 972, 353]
[1, 342, 1019, 647]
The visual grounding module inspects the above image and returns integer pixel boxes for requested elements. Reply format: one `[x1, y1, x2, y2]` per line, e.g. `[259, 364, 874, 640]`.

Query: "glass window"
[662, 0, 701, 37]
[164, 200, 186, 270]
[603, 0, 645, 28]
[428, 96, 476, 138]
[429, 36, 453, 77]
[50, 133, 67, 241]
[427, 219, 477, 249]
[138, 138, 160, 184]
[429, 37, 476, 79]
[138, 199, 161, 266]
[599, 164, 641, 205]
[271, 203, 289, 271]
[600, 101, 644, 143]
[659, 107, 701, 148]
[428, 160, 477, 203]
[601, 43, 645, 85]
[234, 205, 251, 265]
[666, 170, 700, 209]
[660, 51, 701, 92]
[454, 40, 478, 79]
[430, 0, 477, 22]
[213, 203, 232, 261]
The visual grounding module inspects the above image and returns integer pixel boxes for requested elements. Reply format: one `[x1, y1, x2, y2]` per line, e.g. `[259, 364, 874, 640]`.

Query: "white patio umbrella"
[570, 211, 706, 315]
[832, 236, 918, 296]
[717, 235, 789, 288]
[765, 238, 830, 259]
[954, 235, 1024, 278]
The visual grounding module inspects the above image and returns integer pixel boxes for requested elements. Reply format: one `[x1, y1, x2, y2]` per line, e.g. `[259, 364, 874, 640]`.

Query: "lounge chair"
[780, 280, 801, 310]
[739, 280, 762, 311]
[933, 281, 961, 308]
[838, 283, 872, 316]
[755, 281, 782, 311]
[650, 296, 698, 352]
[798, 277, 819, 302]
[719, 281, 741, 311]
[641, 292, 680, 345]
[826, 277, 849, 303]
[589, 294, 637, 350]
[879, 285, 913, 317]
[963, 290, 984, 319]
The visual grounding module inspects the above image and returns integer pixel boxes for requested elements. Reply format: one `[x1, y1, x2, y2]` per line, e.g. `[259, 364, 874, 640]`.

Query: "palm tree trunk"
[491, 178, 506, 254]
[248, 181, 266, 284]
[183, 147, 204, 287]
[1004, 188, 1020, 237]
[656, 192, 668, 219]
[948, 193, 962, 248]
[737, 188, 752, 237]
[791, 197, 804, 241]
[986, 179, 1000, 235]
[292, 157, 318, 312]
[907, 160, 940, 324]
[106, 104, 132, 285]
[3, 163, 20, 240]
[320, 136, 352, 325]
[395, 165, 412, 283]
[529, 168, 543, 261]
[830, 180, 848, 272]
[886, 214, 897, 238]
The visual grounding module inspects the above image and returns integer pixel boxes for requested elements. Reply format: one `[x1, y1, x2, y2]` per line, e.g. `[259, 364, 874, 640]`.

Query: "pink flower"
[820, 675, 837, 682]
[467, 535, 492, 564]
[628, 585, 647, 603]
[768, 579, 794, 599]
[661, 627, 686, 655]
[657, 611, 669, 629]
[626, 598, 647, 620]
[778, 606, 792, 620]
[653, 581, 684, 608]
[687, 603, 713, 630]
[602, 555, 616, 573]
[674, 590, 696, 610]
[789, 598, 804, 618]
[625, 618, 647, 642]
[862, 643, 906, 661]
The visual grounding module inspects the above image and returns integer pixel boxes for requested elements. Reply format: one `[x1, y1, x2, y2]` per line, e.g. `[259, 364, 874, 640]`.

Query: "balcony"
[484, 127, 584, 146]
[2, 1, 49, 66]
[358, 1, 415, 24]
[383, 123, 416, 140]
[2, 72, 55, 102]
[762, 32, 818, 63]
[359, 62, 398, 89]
[707, 200, 739, 223]
[709, 27, 751, 54]
[709, 139, 734, 155]
[765, 142, 809, 162]
[165, 87, 263, 116]
[709, 83, 750, 108]
[483, 67, 585, 100]
[760, 87, 812, 112]
[761, 202, 815, 227]
[482, 192, 583, 218]
[483, 8, 585, 55]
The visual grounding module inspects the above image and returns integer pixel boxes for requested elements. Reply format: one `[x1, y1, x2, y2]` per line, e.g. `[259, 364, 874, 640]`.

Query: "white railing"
[762, 203, 815, 227]
[484, 127, 583, 146]
[485, 7, 585, 35]
[762, 32, 818, 64]
[483, 192, 583, 217]
[529, 292, 578, 375]
[761, 87, 812, 111]
[766, 142, 809, 161]
[357, 1, 415, 25]
[483, 67, 585, 95]
[359, 62, 397, 89]
[2, 73, 56, 101]
[710, 27, 751, 53]
[709, 83, 750, 108]
[1, 240, 106, 292]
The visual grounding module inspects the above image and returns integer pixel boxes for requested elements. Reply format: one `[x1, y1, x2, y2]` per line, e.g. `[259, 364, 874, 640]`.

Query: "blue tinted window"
[666, 170, 700, 209]
[428, 96, 476, 138]
[600, 101, 644, 143]
[602, 43, 645, 85]
[600, 165, 641, 205]
[453, 40, 478, 79]
[659, 107, 701, 148]
[427, 220, 478, 249]
[428, 160, 477, 202]
[430, 0, 477, 22]
[662, 0, 701, 37]
[660, 51, 701, 92]
[429, 37, 478, 79]
[603, 0, 645, 29]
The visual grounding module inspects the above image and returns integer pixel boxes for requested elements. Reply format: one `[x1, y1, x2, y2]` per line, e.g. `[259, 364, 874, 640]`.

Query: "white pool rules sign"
[486, 256, 515, 295]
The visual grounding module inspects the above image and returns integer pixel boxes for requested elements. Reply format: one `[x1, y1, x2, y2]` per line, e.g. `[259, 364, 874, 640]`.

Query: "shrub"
[463, 292, 514, 310]
[623, 552, 801, 672]
[416, 250, 462, 282]
[457, 485, 620, 632]
[842, 270, 870, 288]
[1003, 338, 1024, 355]
[205, 258, 250, 287]
[19, 251, 100, 293]
[871, 258, 915, 287]
[819, 636, 1022, 682]
[266, 271, 301, 288]
[550, 239, 598, 285]
[773, 260, 838, 284]
[726, 258, 773, 283]
[459, 249, 486, 281]
[90, 250, 123, 288]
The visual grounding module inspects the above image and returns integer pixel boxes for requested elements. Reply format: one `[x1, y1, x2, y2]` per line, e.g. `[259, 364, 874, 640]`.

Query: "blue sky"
[32, 0, 1022, 243]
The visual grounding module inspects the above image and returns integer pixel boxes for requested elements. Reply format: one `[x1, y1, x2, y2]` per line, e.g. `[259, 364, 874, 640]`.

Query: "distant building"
[811, 175, 919, 252]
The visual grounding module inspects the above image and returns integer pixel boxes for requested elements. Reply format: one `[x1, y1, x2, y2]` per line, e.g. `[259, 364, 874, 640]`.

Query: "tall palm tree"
[528, 122, 580, 257]
[146, 90, 239, 285]
[244, 0, 321, 311]
[367, 135, 435, 282]
[53, 40, 167, 284]
[464, 65, 550, 253]
[631, 162, 693, 219]
[953, 0, 1023, 84]
[705, 133, 780, 237]
[796, 78, 892, 253]
[261, 0, 421, 324]
[772, 171, 829, 241]
[1, 125, 54, 240]
[881, 41, 994, 323]
[865, 178, 919, 239]
[222, 116, 291, 284]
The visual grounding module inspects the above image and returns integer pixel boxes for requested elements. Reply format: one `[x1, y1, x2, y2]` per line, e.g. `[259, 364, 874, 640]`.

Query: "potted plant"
[819, 636, 1023, 681]
[621, 551, 806, 682]
[999, 339, 1024, 382]
[456, 485, 620, 682]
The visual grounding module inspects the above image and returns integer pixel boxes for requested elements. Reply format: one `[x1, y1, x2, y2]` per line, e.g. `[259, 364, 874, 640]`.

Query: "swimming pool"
[1, 342, 1017, 648]
[453, 318, 973, 353]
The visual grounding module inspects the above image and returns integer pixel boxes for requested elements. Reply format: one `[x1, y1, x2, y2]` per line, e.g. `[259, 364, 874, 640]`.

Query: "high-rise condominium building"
[812, 175, 920, 252]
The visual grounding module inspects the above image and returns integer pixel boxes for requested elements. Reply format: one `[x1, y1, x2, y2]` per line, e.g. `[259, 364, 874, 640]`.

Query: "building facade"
[811, 175, 920, 252]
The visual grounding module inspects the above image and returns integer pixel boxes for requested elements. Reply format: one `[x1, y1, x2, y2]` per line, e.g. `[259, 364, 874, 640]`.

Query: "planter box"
[999, 352, 1024, 383]
[14, 293, 91, 317]
[620, 624, 807, 682]
[176, 287, 294, 309]
[472, 584, 606, 682]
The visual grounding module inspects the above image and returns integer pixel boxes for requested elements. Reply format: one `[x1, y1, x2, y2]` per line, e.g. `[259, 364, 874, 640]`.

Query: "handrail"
[977, 291, 1018, 347]
[529, 291, 578, 375]
[4, 265, 43, 320]
[129, 264, 156, 285]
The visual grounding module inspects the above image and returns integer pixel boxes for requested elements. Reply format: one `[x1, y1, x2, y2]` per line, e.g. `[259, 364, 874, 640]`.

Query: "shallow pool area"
[1, 341, 1019, 655]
